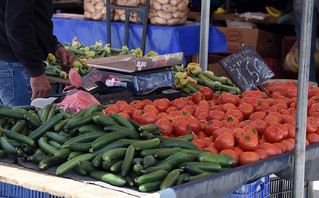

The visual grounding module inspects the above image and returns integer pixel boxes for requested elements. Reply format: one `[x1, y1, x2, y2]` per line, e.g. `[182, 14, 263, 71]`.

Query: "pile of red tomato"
[103, 80, 319, 166]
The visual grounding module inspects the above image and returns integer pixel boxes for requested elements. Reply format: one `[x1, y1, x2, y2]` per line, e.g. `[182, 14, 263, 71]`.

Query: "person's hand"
[30, 74, 52, 100]
[55, 44, 75, 72]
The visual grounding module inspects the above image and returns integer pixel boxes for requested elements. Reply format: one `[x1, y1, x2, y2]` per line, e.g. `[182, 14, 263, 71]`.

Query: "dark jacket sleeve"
[51, 35, 61, 55]
[5, 0, 45, 77]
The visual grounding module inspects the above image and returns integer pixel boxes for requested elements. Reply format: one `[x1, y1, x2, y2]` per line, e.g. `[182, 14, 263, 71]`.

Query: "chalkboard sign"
[219, 46, 274, 93]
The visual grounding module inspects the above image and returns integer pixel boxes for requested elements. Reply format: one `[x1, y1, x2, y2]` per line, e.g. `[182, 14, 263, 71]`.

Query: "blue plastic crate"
[225, 176, 270, 198]
[0, 181, 63, 198]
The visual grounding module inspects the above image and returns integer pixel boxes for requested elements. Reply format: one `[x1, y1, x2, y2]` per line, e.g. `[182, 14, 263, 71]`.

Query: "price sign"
[219, 46, 274, 95]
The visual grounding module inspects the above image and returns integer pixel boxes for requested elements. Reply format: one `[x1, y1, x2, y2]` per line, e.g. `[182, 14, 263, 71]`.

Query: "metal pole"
[293, 0, 314, 197]
[199, 0, 210, 71]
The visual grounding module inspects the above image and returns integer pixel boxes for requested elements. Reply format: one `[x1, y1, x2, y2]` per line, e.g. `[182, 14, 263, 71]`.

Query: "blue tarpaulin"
[52, 18, 227, 65]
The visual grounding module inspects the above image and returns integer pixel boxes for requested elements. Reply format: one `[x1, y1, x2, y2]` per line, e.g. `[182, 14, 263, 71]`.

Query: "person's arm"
[5, 0, 45, 77]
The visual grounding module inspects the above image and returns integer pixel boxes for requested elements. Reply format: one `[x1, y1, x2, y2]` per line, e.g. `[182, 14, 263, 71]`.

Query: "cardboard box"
[216, 27, 282, 58]
[85, 52, 183, 73]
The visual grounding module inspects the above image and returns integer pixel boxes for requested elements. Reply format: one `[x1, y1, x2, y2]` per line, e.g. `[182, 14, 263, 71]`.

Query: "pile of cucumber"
[171, 63, 241, 96]
[0, 104, 235, 192]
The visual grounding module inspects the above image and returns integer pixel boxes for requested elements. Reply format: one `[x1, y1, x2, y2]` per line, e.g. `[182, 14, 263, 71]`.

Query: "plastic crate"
[225, 176, 270, 198]
[0, 181, 63, 198]
[269, 176, 308, 198]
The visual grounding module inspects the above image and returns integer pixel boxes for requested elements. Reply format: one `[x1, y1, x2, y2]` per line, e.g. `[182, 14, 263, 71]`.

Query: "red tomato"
[187, 116, 202, 134]
[226, 109, 244, 122]
[131, 109, 143, 123]
[212, 127, 233, 140]
[205, 147, 219, 154]
[214, 133, 235, 151]
[153, 99, 169, 112]
[284, 123, 296, 139]
[272, 143, 285, 155]
[155, 118, 173, 135]
[140, 112, 157, 125]
[103, 104, 119, 114]
[233, 146, 244, 156]
[205, 119, 223, 136]
[280, 140, 294, 152]
[199, 87, 214, 100]
[306, 133, 319, 145]
[254, 119, 268, 136]
[264, 126, 283, 143]
[260, 143, 277, 157]
[253, 149, 269, 160]
[173, 119, 192, 136]
[192, 92, 205, 104]
[273, 123, 289, 139]
[129, 100, 145, 109]
[208, 110, 225, 121]
[119, 104, 136, 117]
[233, 128, 246, 144]
[219, 92, 240, 106]
[306, 117, 318, 133]
[239, 151, 260, 165]
[238, 133, 259, 151]
[238, 102, 254, 120]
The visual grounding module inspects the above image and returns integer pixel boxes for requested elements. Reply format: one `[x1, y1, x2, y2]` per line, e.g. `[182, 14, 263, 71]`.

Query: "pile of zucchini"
[172, 63, 241, 96]
[46, 37, 159, 79]
[0, 104, 235, 192]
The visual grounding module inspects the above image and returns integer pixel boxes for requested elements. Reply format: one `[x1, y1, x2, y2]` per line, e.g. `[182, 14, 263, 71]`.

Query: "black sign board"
[219, 46, 274, 94]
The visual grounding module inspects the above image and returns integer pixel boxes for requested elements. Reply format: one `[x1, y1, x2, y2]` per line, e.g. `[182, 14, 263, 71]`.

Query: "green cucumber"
[10, 120, 26, 134]
[61, 131, 105, 149]
[56, 153, 95, 175]
[131, 138, 160, 151]
[110, 160, 124, 173]
[104, 125, 139, 140]
[160, 169, 181, 190]
[92, 115, 119, 127]
[139, 148, 168, 157]
[68, 151, 84, 159]
[78, 125, 104, 134]
[69, 142, 92, 153]
[154, 147, 182, 159]
[45, 131, 69, 144]
[110, 113, 137, 132]
[0, 137, 23, 156]
[83, 104, 98, 117]
[90, 171, 126, 187]
[139, 181, 162, 192]
[141, 164, 172, 174]
[92, 139, 136, 156]
[91, 131, 127, 151]
[133, 163, 144, 175]
[177, 173, 191, 185]
[102, 147, 127, 162]
[54, 148, 71, 158]
[77, 160, 96, 173]
[92, 152, 104, 168]
[40, 105, 52, 123]
[154, 152, 188, 168]
[3, 129, 35, 146]
[64, 112, 103, 130]
[135, 170, 168, 185]
[53, 119, 71, 132]
[0, 108, 25, 120]
[48, 140, 62, 150]
[39, 156, 66, 170]
[199, 153, 236, 167]
[127, 118, 140, 130]
[138, 124, 159, 133]
[143, 155, 157, 169]
[38, 137, 58, 155]
[121, 144, 135, 177]
[179, 162, 221, 172]
[159, 139, 199, 150]
[27, 153, 48, 164]
[169, 134, 195, 141]
[28, 113, 64, 141]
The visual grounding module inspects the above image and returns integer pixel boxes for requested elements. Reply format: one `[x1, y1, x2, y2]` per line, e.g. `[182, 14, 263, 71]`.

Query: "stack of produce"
[105, 79, 319, 166]
[114, 0, 146, 23]
[149, 0, 189, 25]
[46, 37, 158, 79]
[84, 0, 115, 21]
[0, 103, 235, 192]
[171, 63, 241, 96]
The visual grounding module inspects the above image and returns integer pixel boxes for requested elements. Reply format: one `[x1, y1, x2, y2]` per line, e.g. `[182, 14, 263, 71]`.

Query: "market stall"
[52, 17, 227, 65]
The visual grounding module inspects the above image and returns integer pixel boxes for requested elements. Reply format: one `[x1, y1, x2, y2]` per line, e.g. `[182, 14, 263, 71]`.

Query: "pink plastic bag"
[55, 89, 100, 114]
[63, 68, 83, 91]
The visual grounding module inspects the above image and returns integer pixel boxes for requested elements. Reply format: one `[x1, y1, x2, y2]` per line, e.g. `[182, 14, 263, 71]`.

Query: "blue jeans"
[294, 0, 319, 82]
[0, 61, 32, 106]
